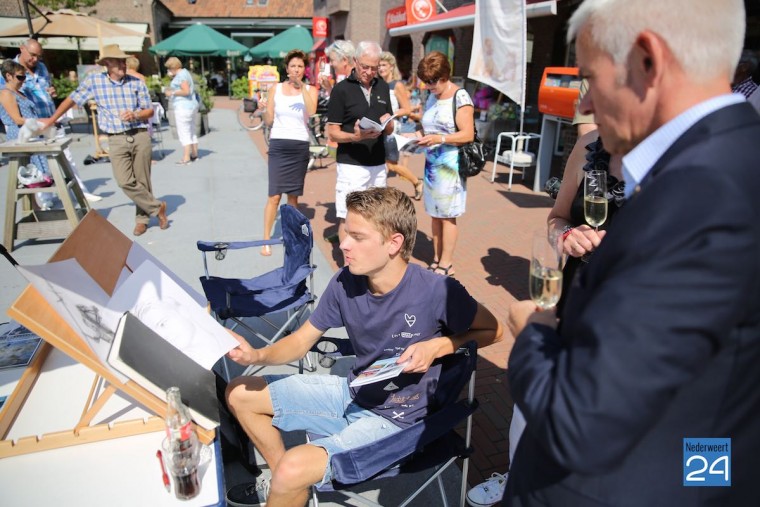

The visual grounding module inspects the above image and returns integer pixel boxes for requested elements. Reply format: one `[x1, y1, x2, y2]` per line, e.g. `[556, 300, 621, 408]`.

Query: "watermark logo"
[683, 438, 731, 487]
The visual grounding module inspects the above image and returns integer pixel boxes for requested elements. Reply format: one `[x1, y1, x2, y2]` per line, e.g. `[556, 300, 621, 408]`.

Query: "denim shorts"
[265, 374, 402, 485]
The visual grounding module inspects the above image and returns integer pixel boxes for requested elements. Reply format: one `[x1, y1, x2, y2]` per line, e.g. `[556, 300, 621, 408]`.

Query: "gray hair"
[567, 0, 745, 84]
[326, 40, 355, 64]
[355, 41, 382, 62]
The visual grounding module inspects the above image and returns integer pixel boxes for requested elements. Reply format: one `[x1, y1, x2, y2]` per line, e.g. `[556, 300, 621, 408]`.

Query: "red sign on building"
[405, 0, 435, 24]
[313, 17, 328, 38]
[385, 6, 407, 29]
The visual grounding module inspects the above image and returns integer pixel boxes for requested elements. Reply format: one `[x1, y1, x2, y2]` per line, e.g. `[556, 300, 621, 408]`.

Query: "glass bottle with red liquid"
[164, 387, 201, 500]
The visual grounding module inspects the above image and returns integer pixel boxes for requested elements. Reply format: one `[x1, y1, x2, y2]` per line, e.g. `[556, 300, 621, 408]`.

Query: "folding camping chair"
[197, 205, 316, 378]
[307, 338, 479, 507]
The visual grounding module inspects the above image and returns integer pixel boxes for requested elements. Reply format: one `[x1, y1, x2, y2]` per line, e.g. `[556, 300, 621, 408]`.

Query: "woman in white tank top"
[260, 50, 318, 255]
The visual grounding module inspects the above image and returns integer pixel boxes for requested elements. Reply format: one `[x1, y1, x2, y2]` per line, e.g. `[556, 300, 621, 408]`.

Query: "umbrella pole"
[76, 38, 83, 65]
[22, 0, 34, 37]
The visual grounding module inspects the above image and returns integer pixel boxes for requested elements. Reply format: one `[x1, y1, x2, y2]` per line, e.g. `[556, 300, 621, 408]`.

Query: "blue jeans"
[265, 374, 402, 485]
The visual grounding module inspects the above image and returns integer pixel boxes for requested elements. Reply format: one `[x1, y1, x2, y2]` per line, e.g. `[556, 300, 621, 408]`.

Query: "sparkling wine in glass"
[529, 230, 563, 310]
[584, 169, 608, 231]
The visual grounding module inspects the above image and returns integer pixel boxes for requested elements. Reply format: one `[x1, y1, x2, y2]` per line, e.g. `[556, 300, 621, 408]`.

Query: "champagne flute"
[584, 170, 608, 231]
[529, 230, 563, 310]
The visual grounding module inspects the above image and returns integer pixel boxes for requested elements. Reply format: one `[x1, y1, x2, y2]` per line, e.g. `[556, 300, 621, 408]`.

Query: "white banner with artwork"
[468, 0, 526, 107]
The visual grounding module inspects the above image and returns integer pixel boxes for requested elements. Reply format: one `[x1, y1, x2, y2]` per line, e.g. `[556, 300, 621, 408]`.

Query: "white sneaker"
[84, 192, 103, 202]
[466, 472, 508, 507]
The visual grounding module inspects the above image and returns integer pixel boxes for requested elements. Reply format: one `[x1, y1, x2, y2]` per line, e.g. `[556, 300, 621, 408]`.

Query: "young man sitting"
[225, 187, 503, 506]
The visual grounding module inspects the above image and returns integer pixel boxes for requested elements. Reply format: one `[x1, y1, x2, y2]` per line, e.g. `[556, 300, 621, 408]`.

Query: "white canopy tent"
[0, 16, 148, 52]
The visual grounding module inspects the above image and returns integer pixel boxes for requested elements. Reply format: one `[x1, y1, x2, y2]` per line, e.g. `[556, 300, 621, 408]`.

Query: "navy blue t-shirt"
[309, 263, 478, 427]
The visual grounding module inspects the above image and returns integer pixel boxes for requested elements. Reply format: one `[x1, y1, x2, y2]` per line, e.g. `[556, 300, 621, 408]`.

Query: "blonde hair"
[380, 52, 401, 81]
[165, 57, 182, 71]
[126, 56, 140, 71]
[345, 187, 416, 261]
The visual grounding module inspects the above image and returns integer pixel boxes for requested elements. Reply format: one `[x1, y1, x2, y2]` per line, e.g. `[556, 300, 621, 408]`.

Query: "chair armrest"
[196, 238, 283, 252]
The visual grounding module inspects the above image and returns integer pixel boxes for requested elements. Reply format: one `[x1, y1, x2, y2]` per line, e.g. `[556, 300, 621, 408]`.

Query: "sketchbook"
[359, 113, 399, 132]
[107, 312, 219, 429]
[349, 356, 409, 387]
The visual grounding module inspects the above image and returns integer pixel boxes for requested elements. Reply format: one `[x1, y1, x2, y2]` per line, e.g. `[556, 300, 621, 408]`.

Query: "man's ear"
[630, 31, 665, 87]
[387, 232, 404, 256]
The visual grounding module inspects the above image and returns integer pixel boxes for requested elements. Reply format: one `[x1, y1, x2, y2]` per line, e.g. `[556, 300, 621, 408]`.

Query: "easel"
[88, 101, 110, 159]
[0, 211, 215, 458]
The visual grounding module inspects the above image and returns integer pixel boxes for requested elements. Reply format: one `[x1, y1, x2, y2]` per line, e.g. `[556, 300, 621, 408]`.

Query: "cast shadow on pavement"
[482, 247, 530, 301]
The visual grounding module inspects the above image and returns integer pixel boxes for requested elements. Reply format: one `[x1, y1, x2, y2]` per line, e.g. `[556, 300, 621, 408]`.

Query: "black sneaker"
[226, 478, 270, 506]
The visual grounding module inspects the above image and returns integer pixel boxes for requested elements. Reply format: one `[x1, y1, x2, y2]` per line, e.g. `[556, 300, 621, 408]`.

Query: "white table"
[0, 346, 223, 506]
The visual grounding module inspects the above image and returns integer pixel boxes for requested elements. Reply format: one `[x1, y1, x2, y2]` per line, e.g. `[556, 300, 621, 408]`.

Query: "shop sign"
[313, 17, 328, 38]
[405, 0, 435, 25]
[385, 6, 407, 29]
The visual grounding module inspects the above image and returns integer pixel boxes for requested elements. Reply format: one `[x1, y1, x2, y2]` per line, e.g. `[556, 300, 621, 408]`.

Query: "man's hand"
[397, 338, 444, 373]
[353, 119, 381, 140]
[39, 118, 56, 131]
[508, 300, 558, 338]
[47, 86, 57, 98]
[226, 330, 260, 366]
[120, 110, 139, 122]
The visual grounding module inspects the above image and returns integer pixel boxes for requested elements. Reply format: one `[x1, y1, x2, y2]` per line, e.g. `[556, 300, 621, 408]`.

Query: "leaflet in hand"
[394, 134, 436, 155]
[359, 114, 399, 133]
[349, 356, 409, 387]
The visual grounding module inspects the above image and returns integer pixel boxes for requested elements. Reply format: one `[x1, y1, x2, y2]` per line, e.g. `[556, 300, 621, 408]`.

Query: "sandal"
[175, 159, 191, 165]
[427, 259, 440, 271]
[260, 245, 272, 256]
[413, 180, 423, 201]
[434, 264, 455, 277]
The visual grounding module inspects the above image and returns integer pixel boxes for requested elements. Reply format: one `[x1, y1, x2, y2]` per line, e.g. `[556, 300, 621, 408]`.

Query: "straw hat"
[96, 44, 129, 65]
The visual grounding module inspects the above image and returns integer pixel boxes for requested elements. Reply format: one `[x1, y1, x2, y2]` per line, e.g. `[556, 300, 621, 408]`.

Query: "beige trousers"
[108, 130, 161, 224]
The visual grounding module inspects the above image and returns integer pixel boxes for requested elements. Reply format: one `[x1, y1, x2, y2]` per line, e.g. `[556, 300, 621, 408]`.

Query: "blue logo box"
[683, 438, 731, 487]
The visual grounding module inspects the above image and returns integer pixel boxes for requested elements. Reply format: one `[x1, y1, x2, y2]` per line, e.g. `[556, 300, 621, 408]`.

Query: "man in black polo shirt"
[327, 41, 394, 243]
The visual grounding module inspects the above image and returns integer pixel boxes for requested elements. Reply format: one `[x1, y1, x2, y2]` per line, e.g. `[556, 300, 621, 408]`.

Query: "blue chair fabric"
[198, 205, 315, 321]
[308, 339, 479, 505]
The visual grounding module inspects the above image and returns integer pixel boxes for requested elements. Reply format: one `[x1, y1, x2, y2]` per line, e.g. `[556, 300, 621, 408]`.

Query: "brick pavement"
[218, 98, 554, 484]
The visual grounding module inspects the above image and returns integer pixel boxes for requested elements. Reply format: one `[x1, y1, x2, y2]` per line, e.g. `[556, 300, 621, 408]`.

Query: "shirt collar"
[347, 69, 378, 87]
[621, 93, 744, 197]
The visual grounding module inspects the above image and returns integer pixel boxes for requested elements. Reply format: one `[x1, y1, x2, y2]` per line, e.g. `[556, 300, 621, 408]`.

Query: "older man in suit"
[505, 1, 760, 506]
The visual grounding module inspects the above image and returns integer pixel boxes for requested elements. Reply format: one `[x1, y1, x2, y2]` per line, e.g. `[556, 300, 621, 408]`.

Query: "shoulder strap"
[451, 88, 462, 132]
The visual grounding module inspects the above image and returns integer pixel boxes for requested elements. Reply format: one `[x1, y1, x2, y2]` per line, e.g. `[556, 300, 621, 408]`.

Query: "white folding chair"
[491, 132, 541, 188]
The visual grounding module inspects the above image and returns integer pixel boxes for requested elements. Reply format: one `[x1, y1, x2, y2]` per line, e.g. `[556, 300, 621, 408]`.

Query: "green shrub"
[231, 76, 250, 99]
[51, 74, 78, 100]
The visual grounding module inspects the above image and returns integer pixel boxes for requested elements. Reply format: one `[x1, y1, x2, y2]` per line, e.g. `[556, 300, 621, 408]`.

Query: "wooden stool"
[2, 137, 90, 252]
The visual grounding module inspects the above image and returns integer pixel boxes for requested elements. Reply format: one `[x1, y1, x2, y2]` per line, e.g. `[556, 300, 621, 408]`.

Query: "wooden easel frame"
[0, 211, 214, 458]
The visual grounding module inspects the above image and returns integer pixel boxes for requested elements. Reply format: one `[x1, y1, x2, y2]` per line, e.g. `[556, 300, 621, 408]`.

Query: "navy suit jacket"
[505, 102, 760, 506]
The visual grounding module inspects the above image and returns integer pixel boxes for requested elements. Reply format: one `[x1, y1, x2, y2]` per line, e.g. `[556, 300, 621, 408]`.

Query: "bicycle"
[237, 97, 271, 145]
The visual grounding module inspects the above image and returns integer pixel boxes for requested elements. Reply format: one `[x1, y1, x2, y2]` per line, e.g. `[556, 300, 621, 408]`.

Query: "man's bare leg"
[226, 376, 286, 469]
[226, 377, 329, 507]
[268, 444, 329, 507]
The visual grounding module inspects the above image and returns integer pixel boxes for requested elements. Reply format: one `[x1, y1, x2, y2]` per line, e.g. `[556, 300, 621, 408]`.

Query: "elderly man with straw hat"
[44, 44, 168, 236]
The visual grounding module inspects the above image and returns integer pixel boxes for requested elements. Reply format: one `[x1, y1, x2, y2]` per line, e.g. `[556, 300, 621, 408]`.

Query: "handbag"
[451, 89, 486, 178]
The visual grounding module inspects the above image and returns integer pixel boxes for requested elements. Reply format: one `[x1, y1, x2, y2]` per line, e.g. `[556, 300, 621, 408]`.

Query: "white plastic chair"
[491, 132, 541, 188]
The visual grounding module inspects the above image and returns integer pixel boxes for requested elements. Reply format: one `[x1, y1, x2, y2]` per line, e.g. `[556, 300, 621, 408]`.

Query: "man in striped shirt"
[43, 44, 168, 236]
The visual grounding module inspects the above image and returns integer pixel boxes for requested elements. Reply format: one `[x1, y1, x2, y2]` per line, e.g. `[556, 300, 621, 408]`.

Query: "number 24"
[685, 455, 729, 482]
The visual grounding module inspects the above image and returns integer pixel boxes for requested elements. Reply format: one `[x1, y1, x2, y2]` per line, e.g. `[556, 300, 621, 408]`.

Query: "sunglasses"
[424, 78, 441, 86]
[15, 74, 27, 81]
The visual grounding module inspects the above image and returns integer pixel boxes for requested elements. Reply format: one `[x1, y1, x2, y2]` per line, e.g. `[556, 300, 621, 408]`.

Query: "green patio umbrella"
[248, 25, 313, 59]
[149, 23, 248, 57]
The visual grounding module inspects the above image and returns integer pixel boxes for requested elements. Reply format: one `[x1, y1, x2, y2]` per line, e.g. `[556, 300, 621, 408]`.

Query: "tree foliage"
[33, 0, 99, 11]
